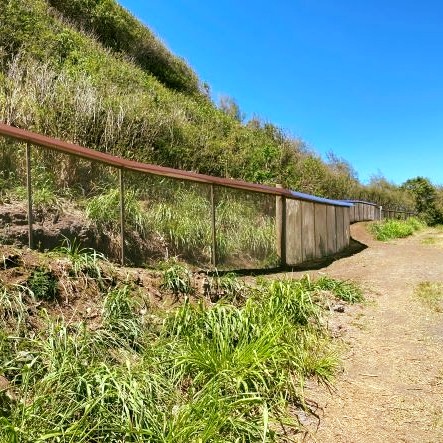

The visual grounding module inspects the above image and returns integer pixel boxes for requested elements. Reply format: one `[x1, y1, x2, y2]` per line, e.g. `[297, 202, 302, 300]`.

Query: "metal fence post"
[119, 168, 125, 266]
[25, 143, 33, 249]
[210, 184, 217, 267]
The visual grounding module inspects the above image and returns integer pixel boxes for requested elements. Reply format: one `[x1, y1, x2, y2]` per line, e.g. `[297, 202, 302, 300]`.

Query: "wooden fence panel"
[314, 204, 328, 259]
[301, 201, 315, 261]
[285, 199, 303, 266]
[326, 205, 337, 255]
[352, 205, 357, 223]
[344, 207, 350, 246]
[360, 204, 365, 220]
[336, 206, 345, 251]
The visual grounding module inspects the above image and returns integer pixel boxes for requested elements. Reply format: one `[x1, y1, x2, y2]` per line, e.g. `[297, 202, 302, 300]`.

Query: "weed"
[208, 271, 247, 303]
[0, 284, 30, 334]
[414, 281, 443, 312]
[256, 278, 322, 326]
[103, 285, 143, 346]
[54, 237, 106, 281]
[27, 267, 58, 301]
[422, 237, 439, 245]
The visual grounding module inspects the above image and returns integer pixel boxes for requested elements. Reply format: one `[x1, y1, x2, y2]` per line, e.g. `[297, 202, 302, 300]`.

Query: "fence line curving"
[0, 123, 416, 269]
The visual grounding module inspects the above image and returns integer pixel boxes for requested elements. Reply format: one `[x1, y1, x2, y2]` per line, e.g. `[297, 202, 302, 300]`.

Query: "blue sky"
[117, 0, 443, 186]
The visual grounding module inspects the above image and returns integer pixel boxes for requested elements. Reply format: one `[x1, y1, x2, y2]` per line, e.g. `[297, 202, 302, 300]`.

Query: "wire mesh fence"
[214, 186, 278, 270]
[0, 139, 28, 246]
[0, 138, 278, 270]
[0, 123, 417, 272]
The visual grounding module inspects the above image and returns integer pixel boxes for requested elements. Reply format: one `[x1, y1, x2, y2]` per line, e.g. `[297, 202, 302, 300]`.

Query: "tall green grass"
[0, 271, 360, 442]
[369, 217, 426, 241]
[86, 187, 276, 266]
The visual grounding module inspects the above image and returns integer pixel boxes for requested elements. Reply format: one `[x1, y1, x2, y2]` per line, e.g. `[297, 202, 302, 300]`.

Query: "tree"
[218, 95, 244, 122]
[401, 176, 443, 225]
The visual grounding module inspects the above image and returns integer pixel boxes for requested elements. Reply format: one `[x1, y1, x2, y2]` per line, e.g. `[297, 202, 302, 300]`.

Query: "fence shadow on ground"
[206, 235, 368, 277]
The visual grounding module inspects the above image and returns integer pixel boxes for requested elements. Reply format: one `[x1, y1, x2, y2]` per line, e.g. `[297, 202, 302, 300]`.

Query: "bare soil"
[290, 223, 443, 442]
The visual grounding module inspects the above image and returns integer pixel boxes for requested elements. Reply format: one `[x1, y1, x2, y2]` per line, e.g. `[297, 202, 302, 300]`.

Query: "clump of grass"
[421, 236, 439, 245]
[160, 260, 194, 296]
[86, 188, 149, 235]
[370, 217, 426, 241]
[414, 281, 443, 312]
[54, 237, 106, 281]
[103, 285, 143, 346]
[256, 278, 322, 326]
[208, 271, 247, 303]
[316, 275, 364, 303]
[27, 267, 58, 301]
[0, 284, 31, 334]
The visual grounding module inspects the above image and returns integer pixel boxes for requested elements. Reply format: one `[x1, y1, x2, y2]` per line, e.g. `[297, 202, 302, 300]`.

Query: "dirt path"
[294, 223, 443, 442]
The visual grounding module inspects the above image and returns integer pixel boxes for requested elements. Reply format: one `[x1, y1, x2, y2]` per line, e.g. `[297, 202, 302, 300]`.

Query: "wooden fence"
[276, 193, 352, 267]
[0, 123, 416, 269]
[345, 200, 415, 223]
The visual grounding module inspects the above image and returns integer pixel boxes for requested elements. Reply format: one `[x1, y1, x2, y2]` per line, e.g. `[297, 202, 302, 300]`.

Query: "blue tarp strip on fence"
[289, 191, 354, 207]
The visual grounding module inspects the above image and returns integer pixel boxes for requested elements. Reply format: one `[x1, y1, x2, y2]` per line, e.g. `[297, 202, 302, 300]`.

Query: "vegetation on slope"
[1, 0, 442, 222]
[0, 0, 415, 207]
[0, 245, 363, 442]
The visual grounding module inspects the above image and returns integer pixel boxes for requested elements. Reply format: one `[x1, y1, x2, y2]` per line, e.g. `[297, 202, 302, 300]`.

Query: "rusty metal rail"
[0, 123, 293, 199]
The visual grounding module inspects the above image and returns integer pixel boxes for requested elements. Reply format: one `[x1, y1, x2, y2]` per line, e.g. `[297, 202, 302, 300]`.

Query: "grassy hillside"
[0, 0, 418, 211]
[0, 243, 363, 441]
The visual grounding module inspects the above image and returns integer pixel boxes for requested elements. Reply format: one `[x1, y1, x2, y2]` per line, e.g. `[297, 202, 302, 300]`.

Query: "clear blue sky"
[118, 0, 443, 186]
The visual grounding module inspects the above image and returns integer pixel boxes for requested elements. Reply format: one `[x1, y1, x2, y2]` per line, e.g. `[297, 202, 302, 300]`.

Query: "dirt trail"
[294, 223, 443, 442]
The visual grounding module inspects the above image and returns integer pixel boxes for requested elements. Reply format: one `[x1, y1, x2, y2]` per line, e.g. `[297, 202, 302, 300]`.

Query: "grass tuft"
[160, 260, 194, 296]
[316, 275, 364, 303]
[54, 237, 106, 281]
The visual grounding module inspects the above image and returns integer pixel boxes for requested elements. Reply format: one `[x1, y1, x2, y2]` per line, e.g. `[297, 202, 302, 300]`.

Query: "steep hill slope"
[0, 0, 414, 209]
